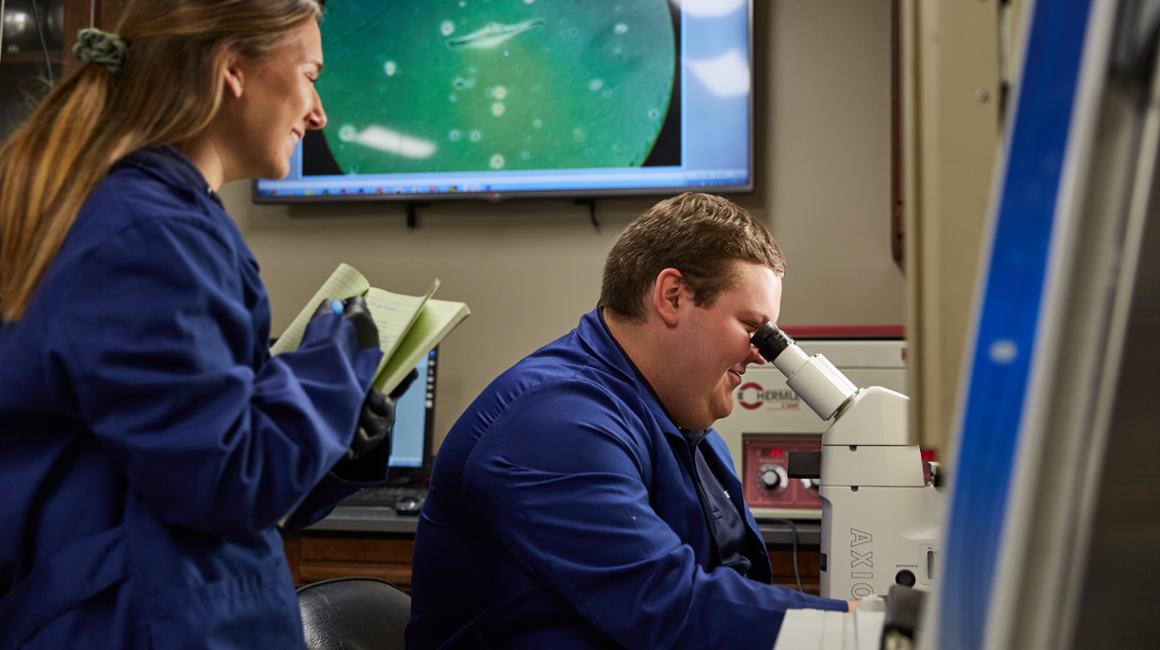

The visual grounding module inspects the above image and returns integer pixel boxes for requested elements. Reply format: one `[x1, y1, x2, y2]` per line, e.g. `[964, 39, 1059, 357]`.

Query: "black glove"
[314, 296, 399, 471]
[329, 295, 388, 462]
[333, 368, 419, 481]
[343, 385, 394, 464]
[314, 295, 379, 350]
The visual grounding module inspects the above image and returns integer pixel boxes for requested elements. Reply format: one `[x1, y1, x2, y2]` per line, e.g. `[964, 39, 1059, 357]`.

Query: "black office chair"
[297, 577, 411, 650]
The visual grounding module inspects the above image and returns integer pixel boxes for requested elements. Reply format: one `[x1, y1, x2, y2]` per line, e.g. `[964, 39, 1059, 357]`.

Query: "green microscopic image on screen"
[315, 0, 678, 176]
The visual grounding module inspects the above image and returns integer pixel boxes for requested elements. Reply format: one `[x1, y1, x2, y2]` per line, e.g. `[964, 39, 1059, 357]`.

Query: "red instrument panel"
[742, 437, 822, 510]
[742, 437, 939, 512]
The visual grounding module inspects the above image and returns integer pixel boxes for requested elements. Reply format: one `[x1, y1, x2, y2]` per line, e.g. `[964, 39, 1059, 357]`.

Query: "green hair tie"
[72, 28, 129, 77]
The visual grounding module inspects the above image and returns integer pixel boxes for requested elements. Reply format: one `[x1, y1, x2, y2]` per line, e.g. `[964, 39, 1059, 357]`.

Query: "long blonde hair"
[0, 0, 321, 321]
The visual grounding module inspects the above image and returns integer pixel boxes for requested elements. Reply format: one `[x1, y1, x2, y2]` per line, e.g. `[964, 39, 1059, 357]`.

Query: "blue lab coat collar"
[116, 145, 225, 209]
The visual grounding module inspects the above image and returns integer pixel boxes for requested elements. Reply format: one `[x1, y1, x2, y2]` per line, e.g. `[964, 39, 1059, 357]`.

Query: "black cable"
[31, 0, 53, 87]
[772, 518, 804, 593]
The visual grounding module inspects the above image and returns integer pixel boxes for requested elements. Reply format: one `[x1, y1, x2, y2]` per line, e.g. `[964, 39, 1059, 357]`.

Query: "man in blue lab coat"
[408, 193, 852, 649]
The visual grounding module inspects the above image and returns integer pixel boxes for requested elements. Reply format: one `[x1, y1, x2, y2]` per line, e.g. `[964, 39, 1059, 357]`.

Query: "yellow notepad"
[271, 264, 470, 394]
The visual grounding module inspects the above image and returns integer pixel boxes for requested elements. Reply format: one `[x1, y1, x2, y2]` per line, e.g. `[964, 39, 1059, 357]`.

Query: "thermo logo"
[736, 382, 801, 411]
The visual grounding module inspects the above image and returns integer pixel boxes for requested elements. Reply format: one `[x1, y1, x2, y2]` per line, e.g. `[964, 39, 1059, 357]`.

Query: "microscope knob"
[801, 478, 821, 492]
[758, 464, 788, 491]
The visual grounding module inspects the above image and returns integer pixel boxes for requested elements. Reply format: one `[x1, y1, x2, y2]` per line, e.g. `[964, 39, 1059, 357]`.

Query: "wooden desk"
[284, 511, 822, 595]
[284, 532, 417, 591]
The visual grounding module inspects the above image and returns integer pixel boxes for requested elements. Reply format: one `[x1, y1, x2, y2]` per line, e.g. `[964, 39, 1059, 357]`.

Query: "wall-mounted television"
[253, 0, 753, 203]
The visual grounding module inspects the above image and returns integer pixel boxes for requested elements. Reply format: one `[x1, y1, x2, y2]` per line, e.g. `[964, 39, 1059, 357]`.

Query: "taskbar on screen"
[255, 170, 750, 201]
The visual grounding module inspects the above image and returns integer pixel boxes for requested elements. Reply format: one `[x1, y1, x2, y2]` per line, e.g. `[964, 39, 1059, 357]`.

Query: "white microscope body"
[750, 323, 945, 600]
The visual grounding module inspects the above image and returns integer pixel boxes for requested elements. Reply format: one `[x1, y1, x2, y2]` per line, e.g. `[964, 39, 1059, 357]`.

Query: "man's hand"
[848, 599, 862, 613]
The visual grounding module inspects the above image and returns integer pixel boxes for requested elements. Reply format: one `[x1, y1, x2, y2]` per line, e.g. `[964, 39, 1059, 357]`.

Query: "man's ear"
[651, 268, 686, 327]
[222, 51, 245, 99]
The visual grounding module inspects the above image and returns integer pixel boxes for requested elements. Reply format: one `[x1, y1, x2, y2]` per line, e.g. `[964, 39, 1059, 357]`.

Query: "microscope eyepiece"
[751, 322, 795, 363]
[751, 321, 859, 421]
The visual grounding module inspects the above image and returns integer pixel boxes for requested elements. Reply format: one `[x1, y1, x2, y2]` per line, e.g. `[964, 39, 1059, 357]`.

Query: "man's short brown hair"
[599, 193, 785, 322]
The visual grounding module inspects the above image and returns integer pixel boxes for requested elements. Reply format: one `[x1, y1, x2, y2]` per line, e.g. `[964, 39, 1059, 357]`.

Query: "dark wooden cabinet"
[766, 543, 823, 595]
[1, 0, 126, 141]
[283, 532, 822, 597]
[284, 532, 419, 593]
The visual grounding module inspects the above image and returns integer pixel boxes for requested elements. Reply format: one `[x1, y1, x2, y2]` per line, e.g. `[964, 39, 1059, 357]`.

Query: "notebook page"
[374, 297, 470, 394]
[270, 264, 370, 355]
[362, 280, 440, 375]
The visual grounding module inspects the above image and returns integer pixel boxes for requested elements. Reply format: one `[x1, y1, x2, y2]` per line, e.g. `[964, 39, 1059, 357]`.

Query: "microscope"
[750, 323, 944, 600]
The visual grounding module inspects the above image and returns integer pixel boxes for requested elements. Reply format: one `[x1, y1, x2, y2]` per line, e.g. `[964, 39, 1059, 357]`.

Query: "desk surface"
[309, 506, 821, 545]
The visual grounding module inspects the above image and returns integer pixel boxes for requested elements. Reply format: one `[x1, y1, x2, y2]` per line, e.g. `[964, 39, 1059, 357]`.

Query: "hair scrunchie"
[72, 28, 129, 76]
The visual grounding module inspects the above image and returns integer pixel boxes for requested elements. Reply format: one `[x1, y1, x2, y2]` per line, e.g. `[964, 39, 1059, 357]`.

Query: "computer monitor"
[385, 347, 438, 477]
[252, 0, 754, 203]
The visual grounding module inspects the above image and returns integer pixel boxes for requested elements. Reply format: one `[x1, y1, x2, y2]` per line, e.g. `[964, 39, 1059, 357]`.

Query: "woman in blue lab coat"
[0, 1, 396, 647]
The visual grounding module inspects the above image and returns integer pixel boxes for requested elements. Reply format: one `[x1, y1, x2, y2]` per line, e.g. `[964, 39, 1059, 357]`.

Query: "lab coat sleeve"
[266, 314, 391, 533]
[51, 215, 377, 538]
[464, 381, 845, 650]
[279, 471, 374, 532]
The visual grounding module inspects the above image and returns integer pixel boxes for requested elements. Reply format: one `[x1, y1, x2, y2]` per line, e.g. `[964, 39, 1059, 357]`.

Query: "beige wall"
[220, 0, 904, 451]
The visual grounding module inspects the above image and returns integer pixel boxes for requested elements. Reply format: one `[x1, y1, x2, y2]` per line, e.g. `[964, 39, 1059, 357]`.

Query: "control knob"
[758, 464, 788, 492]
